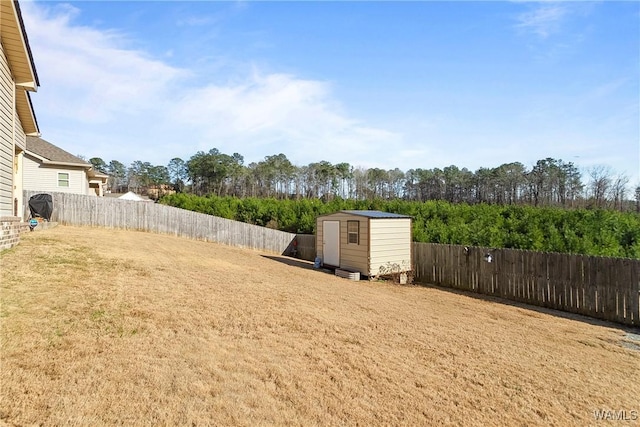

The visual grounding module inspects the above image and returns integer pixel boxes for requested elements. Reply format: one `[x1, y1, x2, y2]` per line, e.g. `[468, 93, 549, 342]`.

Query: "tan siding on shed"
[338, 215, 369, 274]
[369, 218, 412, 276]
[317, 212, 369, 273]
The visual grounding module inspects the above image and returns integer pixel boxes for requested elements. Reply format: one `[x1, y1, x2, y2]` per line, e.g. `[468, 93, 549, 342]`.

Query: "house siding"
[13, 114, 25, 218]
[369, 218, 412, 276]
[23, 154, 89, 195]
[13, 105, 25, 150]
[0, 40, 14, 216]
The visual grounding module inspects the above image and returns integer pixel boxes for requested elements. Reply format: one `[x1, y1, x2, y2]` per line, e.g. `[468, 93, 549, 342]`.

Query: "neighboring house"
[23, 136, 108, 196]
[1, 0, 40, 217]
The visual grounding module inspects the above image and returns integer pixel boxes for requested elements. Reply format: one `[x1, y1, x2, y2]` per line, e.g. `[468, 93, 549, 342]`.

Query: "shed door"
[323, 220, 340, 267]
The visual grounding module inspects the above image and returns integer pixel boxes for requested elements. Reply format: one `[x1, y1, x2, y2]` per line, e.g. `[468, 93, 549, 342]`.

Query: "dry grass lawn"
[1, 225, 638, 426]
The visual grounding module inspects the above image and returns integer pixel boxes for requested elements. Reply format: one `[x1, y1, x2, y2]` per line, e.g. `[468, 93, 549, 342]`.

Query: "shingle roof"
[26, 136, 89, 166]
[340, 210, 412, 219]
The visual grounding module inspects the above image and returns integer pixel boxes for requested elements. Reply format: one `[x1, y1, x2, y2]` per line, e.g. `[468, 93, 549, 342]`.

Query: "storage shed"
[316, 210, 412, 278]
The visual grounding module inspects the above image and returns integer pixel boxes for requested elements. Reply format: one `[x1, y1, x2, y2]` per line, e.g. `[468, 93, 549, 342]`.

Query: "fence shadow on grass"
[413, 242, 640, 327]
[417, 281, 639, 334]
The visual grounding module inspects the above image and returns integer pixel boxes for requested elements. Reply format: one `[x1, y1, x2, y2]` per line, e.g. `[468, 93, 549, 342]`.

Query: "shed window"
[58, 172, 69, 187]
[347, 220, 359, 244]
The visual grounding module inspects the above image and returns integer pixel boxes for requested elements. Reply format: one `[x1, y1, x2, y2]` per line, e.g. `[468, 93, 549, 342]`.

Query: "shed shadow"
[261, 255, 322, 271]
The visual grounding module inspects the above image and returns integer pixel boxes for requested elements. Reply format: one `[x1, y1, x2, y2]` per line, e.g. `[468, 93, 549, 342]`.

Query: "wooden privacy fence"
[413, 243, 640, 326]
[293, 234, 316, 261]
[24, 191, 299, 256]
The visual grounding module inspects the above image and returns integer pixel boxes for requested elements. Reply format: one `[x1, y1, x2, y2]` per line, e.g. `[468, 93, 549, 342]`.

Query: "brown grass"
[1, 225, 638, 426]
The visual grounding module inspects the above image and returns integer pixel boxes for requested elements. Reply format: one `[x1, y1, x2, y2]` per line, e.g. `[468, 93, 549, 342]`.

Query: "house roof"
[16, 91, 39, 135]
[1, 1, 39, 89]
[88, 169, 109, 179]
[1, 1, 40, 135]
[340, 210, 412, 219]
[26, 136, 90, 167]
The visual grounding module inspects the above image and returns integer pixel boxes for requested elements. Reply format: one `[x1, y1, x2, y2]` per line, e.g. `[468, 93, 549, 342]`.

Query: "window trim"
[58, 172, 70, 188]
[347, 220, 359, 245]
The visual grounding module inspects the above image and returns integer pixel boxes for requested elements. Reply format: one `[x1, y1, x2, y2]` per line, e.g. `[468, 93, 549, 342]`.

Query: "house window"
[347, 220, 359, 244]
[58, 172, 69, 187]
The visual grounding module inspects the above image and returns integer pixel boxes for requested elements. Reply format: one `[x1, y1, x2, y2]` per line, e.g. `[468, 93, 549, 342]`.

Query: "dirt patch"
[1, 225, 638, 426]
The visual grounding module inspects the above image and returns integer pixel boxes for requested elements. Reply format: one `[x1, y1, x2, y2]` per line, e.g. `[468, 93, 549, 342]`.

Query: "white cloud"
[176, 16, 215, 27]
[587, 78, 629, 100]
[21, 1, 400, 168]
[170, 71, 402, 166]
[23, 2, 187, 123]
[515, 3, 568, 38]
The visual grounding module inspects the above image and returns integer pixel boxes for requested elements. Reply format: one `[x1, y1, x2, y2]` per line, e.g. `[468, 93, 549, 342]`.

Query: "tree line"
[88, 149, 639, 212]
[160, 194, 640, 259]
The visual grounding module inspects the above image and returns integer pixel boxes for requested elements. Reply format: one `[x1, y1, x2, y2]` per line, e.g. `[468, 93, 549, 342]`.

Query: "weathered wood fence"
[24, 191, 299, 255]
[293, 234, 316, 261]
[413, 243, 640, 326]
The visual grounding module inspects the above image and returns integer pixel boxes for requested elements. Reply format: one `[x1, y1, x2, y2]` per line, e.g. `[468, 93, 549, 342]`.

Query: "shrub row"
[160, 193, 640, 258]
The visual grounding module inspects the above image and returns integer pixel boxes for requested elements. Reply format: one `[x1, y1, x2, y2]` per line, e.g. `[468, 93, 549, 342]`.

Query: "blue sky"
[22, 1, 639, 187]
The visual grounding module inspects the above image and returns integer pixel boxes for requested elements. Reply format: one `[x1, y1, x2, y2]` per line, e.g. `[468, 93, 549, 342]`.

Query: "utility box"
[316, 210, 412, 278]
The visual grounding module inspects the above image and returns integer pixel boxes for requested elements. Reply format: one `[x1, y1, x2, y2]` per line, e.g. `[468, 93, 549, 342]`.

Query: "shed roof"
[26, 136, 90, 167]
[340, 210, 411, 219]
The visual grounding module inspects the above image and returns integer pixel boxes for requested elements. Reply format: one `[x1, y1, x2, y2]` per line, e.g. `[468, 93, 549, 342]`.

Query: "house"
[1, 0, 40, 218]
[316, 210, 413, 278]
[23, 136, 108, 196]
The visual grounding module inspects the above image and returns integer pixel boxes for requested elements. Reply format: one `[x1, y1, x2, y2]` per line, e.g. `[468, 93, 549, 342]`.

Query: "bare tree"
[587, 165, 613, 208]
[609, 173, 629, 211]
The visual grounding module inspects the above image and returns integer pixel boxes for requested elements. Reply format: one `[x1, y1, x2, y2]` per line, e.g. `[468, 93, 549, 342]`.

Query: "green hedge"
[160, 194, 640, 258]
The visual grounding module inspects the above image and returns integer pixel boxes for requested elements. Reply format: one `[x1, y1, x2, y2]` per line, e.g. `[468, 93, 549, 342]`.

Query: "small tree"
[167, 157, 188, 192]
[107, 160, 126, 193]
[610, 173, 629, 211]
[89, 157, 108, 174]
[587, 165, 613, 209]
